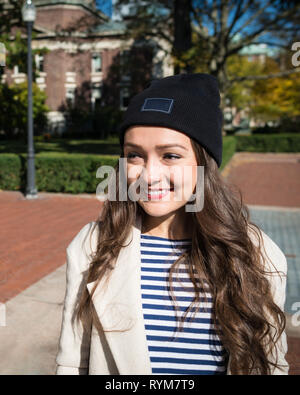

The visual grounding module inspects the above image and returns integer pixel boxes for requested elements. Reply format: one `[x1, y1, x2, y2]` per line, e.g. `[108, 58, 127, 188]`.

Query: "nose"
[141, 157, 165, 188]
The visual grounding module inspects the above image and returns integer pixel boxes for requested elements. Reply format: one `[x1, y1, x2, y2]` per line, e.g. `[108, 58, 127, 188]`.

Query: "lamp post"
[22, 0, 38, 199]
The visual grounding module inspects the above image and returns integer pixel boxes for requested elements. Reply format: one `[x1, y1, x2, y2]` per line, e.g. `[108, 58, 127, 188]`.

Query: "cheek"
[168, 164, 197, 202]
[192, 165, 198, 187]
[183, 166, 198, 198]
[126, 164, 142, 184]
[178, 164, 198, 188]
[184, 167, 199, 205]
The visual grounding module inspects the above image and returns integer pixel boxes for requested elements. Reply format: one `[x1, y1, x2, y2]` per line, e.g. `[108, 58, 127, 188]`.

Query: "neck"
[141, 208, 193, 240]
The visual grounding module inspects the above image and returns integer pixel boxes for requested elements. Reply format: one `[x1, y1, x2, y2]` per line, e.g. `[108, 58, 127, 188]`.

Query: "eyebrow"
[123, 143, 188, 151]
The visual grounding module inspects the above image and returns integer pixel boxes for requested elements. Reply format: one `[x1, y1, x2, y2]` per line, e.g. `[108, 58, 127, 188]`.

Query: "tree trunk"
[173, 0, 192, 74]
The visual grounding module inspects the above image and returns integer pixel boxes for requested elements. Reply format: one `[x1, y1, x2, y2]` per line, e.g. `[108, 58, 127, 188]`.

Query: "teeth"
[148, 189, 170, 196]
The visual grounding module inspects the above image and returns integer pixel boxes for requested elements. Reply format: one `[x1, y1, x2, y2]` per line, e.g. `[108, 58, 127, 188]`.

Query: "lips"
[147, 187, 174, 191]
[146, 188, 174, 200]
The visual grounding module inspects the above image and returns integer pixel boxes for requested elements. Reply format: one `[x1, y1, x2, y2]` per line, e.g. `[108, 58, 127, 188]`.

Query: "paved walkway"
[247, 206, 300, 316]
[0, 265, 65, 374]
[222, 152, 300, 207]
[0, 191, 102, 303]
[0, 152, 299, 374]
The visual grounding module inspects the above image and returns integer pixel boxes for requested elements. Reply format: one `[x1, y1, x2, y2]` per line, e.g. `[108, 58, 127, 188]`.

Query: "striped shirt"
[140, 233, 228, 375]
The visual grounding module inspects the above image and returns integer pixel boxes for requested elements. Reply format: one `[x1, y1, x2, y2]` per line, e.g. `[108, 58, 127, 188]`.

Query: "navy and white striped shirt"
[140, 234, 228, 375]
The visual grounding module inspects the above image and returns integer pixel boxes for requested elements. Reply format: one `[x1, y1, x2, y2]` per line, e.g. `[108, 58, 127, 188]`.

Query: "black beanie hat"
[118, 73, 223, 168]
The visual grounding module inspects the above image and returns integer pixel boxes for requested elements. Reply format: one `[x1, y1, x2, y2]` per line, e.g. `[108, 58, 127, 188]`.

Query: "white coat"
[55, 213, 289, 375]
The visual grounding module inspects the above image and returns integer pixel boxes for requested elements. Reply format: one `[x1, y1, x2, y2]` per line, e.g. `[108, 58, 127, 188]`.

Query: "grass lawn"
[220, 136, 236, 171]
[0, 136, 121, 156]
[0, 135, 236, 169]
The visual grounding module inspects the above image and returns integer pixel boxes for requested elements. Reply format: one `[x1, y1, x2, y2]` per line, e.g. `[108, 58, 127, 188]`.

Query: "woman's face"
[123, 126, 198, 218]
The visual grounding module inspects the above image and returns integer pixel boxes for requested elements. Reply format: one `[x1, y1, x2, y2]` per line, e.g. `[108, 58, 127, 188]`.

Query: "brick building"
[2, 0, 173, 134]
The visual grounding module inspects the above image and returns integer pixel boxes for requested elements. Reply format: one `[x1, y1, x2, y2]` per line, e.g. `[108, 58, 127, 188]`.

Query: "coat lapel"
[86, 213, 231, 375]
[86, 213, 152, 374]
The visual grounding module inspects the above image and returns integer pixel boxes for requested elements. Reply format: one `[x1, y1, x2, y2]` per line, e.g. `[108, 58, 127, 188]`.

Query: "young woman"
[55, 73, 288, 375]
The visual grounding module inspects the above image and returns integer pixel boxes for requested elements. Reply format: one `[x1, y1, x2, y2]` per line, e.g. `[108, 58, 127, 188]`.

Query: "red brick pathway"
[0, 191, 102, 303]
[222, 153, 300, 207]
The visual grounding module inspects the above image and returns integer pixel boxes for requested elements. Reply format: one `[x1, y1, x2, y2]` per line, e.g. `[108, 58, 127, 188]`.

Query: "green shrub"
[0, 153, 119, 193]
[0, 82, 49, 138]
[235, 134, 300, 152]
[0, 154, 23, 190]
[252, 125, 280, 134]
[252, 118, 300, 134]
[277, 118, 300, 134]
[92, 106, 124, 139]
[62, 105, 124, 140]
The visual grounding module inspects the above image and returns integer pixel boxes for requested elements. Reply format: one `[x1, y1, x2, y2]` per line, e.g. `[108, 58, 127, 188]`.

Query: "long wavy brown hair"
[75, 138, 286, 375]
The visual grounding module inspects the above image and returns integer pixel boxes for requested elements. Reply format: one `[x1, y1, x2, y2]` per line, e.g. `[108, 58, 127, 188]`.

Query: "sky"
[95, 0, 113, 18]
[95, 0, 137, 21]
[94, 0, 287, 51]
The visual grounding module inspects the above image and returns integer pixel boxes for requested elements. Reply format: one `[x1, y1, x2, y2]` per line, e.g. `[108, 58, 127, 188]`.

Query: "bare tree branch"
[219, 0, 230, 38]
[228, 2, 299, 56]
[211, 0, 219, 36]
[225, 0, 245, 39]
[231, 0, 274, 40]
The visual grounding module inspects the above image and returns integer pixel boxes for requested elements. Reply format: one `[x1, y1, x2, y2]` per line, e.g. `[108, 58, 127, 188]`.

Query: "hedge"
[0, 154, 23, 191]
[235, 133, 300, 153]
[0, 153, 119, 193]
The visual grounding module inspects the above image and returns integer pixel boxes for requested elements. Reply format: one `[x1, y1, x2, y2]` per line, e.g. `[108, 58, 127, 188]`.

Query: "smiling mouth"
[144, 188, 174, 200]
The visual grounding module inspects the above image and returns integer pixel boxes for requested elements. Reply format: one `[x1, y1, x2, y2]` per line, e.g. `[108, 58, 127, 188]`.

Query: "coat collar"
[86, 213, 153, 374]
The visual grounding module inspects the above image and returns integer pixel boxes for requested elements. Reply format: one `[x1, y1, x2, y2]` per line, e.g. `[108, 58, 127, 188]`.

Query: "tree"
[0, 1, 50, 138]
[0, 81, 49, 138]
[113, 0, 300, 105]
[226, 53, 263, 113]
[225, 52, 300, 124]
[250, 57, 300, 121]
[1, 30, 49, 80]
[0, 0, 24, 36]
[173, 0, 192, 74]
[114, 0, 192, 74]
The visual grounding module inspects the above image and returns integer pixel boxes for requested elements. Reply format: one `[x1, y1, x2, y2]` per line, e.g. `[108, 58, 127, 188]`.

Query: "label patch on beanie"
[141, 98, 174, 114]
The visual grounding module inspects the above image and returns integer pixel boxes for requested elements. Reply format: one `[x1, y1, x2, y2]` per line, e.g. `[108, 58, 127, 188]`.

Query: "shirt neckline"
[141, 233, 192, 242]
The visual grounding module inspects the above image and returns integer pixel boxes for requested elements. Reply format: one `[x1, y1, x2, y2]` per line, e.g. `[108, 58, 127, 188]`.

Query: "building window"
[91, 53, 102, 73]
[120, 87, 130, 110]
[12, 64, 26, 83]
[13, 65, 19, 75]
[35, 54, 44, 72]
[66, 87, 76, 107]
[91, 85, 102, 111]
[120, 49, 130, 65]
[120, 49, 131, 81]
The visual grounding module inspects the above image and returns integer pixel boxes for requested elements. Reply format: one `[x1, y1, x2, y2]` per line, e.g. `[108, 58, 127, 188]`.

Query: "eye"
[125, 152, 181, 161]
[164, 153, 181, 160]
[126, 152, 141, 159]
